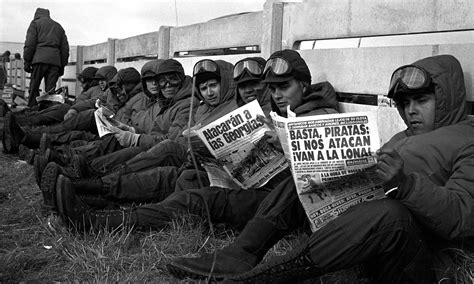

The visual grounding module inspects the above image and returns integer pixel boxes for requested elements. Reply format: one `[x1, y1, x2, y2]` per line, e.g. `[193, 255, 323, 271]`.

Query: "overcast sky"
[0, 0, 265, 46]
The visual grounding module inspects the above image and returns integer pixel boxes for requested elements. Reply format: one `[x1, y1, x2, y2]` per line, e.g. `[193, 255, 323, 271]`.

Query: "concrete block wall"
[3, 0, 474, 103]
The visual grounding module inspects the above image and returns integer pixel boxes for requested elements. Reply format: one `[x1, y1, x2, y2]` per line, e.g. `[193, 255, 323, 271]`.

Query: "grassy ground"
[0, 145, 472, 283]
[0, 146, 365, 283]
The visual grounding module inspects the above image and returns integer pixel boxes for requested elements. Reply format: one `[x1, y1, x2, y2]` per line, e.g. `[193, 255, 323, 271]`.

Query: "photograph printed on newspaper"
[271, 109, 386, 232]
[195, 100, 289, 189]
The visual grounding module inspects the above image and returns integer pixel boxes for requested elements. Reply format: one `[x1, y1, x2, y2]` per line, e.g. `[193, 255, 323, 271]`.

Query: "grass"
[0, 146, 472, 283]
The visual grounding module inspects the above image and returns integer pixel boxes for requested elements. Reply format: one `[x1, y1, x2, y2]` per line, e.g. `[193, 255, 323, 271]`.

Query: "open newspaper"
[194, 100, 289, 189]
[94, 106, 128, 137]
[271, 109, 386, 232]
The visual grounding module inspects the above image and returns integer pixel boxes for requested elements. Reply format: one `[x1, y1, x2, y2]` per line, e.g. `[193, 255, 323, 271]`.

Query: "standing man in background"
[24, 8, 69, 107]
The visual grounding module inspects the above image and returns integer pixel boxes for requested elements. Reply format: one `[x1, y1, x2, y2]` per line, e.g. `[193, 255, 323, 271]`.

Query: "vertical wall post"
[107, 38, 116, 65]
[261, 0, 284, 59]
[158, 26, 171, 59]
[7, 61, 13, 85]
[20, 59, 26, 90]
[75, 45, 84, 97]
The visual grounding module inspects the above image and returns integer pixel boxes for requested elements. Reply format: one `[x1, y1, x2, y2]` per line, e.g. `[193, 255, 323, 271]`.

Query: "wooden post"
[261, 0, 284, 59]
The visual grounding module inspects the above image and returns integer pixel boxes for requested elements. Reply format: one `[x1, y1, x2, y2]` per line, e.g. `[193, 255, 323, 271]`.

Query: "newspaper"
[36, 93, 65, 104]
[194, 100, 289, 189]
[94, 106, 127, 137]
[271, 109, 386, 232]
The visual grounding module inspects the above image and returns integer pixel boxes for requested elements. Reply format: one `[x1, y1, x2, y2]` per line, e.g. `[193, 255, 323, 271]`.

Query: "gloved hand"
[64, 109, 78, 120]
[24, 62, 32, 73]
[116, 123, 135, 133]
[114, 129, 140, 147]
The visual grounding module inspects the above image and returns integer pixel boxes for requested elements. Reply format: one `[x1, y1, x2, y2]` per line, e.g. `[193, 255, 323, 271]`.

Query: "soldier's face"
[399, 92, 436, 135]
[199, 79, 221, 106]
[238, 81, 265, 104]
[269, 79, 304, 116]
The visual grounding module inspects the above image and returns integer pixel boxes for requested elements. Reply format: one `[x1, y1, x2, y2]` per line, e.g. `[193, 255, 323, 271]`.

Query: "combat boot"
[40, 161, 93, 209]
[167, 219, 285, 280]
[70, 154, 88, 178]
[55, 174, 138, 232]
[21, 132, 43, 149]
[40, 161, 74, 209]
[223, 242, 323, 284]
[72, 177, 104, 195]
[3, 112, 25, 153]
[39, 132, 52, 155]
[78, 194, 116, 210]
[34, 148, 53, 185]
[18, 144, 36, 164]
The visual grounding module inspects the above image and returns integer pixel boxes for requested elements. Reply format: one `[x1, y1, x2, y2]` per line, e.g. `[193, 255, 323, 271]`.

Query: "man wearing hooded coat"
[24, 8, 69, 107]
[220, 54, 474, 283]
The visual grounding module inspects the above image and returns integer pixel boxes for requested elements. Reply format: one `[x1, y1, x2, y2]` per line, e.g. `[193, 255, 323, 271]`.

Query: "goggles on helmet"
[233, 59, 263, 79]
[193, 59, 218, 77]
[157, 73, 182, 88]
[263, 57, 292, 76]
[388, 65, 432, 97]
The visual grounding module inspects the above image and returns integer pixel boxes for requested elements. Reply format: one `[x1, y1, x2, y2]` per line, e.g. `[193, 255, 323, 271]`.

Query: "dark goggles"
[77, 75, 92, 83]
[157, 74, 181, 88]
[193, 59, 218, 76]
[233, 59, 263, 79]
[110, 84, 122, 95]
[263, 57, 292, 76]
[388, 65, 431, 96]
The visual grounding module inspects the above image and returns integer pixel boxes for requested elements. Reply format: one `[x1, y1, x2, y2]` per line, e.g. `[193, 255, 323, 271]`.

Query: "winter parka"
[137, 76, 199, 148]
[75, 65, 117, 103]
[23, 8, 69, 68]
[76, 85, 104, 103]
[192, 60, 237, 127]
[113, 83, 144, 125]
[384, 55, 474, 249]
[131, 59, 165, 133]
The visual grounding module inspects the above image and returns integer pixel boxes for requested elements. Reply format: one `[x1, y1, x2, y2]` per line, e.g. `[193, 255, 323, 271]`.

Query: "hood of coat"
[141, 59, 165, 100]
[193, 60, 237, 125]
[394, 55, 467, 134]
[270, 81, 339, 117]
[95, 65, 118, 83]
[34, 8, 50, 19]
[157, 75, 195, 111]
[108, 82, 143, 111]
[195, 60, 236, 107]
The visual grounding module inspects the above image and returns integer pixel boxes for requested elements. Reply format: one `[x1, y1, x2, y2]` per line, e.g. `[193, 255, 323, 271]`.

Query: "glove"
[24, 62, 32, 73]
[115, 122, 135, 133]
[114, 129, 140, 147]
[64, 109, 78, 120]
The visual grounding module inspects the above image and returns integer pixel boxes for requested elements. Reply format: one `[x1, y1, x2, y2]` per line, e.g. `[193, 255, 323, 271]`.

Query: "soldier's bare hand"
[375, 147, 404, 190]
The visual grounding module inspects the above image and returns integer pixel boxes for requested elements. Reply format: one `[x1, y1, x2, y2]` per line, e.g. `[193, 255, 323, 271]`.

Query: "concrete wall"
[169, 11, 262, 57]
[282, 0, 474, 47]
[3, 0, 473, 103]
[300, 43, 474, 96]
[116, 31, 161, 59]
